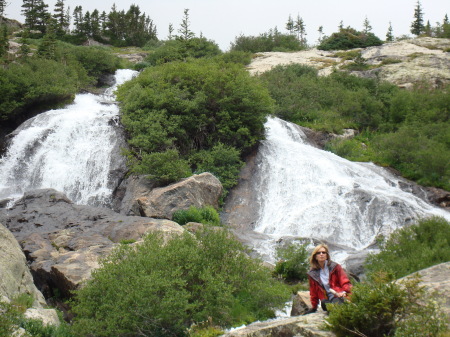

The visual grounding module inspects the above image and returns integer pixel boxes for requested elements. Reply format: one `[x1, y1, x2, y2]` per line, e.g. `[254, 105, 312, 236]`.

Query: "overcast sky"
[5, 0, 450, 50]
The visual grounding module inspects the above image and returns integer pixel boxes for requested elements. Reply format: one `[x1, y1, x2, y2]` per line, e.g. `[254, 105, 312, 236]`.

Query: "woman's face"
[315, 248, 328, 263]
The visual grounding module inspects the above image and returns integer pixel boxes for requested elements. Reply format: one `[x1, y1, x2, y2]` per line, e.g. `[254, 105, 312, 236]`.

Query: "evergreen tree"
[37, 18, 57, 59]
[22, 0, 50, 33]
[178, 8, 194, 41]
[99, 11, 107, 34]
[338, 20, 344, 30]
[363, 16, 372, 34]
[318, 25, 324, 43]
[294, 14, 306, 45]
[0, 24, 8, 59]
[424, 20, 432, 36]
[0, 0, 6, 21]
[168, 23, 173, 40]
[90, 9, 100, 39]
[53, 0, 69, 37]
[285, 14, 294, 35]
[18, 28, 31, 57]
[410, 0, 425, 36]
[82, 10, 91, 37]
[386, 22, 394, 42]
[72, 5, 83, 35]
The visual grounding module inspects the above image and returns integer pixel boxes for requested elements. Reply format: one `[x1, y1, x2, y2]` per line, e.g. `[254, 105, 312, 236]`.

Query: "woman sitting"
[305, 243, 352, 313]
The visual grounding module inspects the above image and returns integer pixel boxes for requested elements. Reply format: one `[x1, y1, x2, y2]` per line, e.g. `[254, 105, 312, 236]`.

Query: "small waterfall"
[0, 69, 138, 206]
[242, 117, 450, 262]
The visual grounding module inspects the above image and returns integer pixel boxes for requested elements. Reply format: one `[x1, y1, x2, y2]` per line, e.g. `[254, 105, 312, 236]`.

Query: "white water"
[252, 117, 450, 261]
[0, 69, 138, 206]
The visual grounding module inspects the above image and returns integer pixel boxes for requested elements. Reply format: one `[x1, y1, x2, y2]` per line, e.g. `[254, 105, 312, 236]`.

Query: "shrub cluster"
[70, 229, 289, 336]
[326, 272, 448, 337]
[273, 242, 309, 282]
[172, 205, 221, 226]
[230, 29, 306, 53]
[0, 43, 120, 123]
[117, 58, 273, 189]
[364, 216, 450, 278]
[318, 27, 383, 50]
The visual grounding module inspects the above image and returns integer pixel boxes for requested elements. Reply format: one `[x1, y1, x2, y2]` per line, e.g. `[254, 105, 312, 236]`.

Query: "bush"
[364, 217, 450, 278]
[117, 58, 273, 189]
[326, 272, 448, 337]
[70, 229, 289, 336]
[318, 27, 383, 51]
[273, 242, 309, 281]
[146, 38, 222, 65]
[230, 30, 305, 53]
[172, 205, 221, 226]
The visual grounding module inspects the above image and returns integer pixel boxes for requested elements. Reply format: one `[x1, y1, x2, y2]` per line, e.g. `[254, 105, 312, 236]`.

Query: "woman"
[305, 243, 352, 313]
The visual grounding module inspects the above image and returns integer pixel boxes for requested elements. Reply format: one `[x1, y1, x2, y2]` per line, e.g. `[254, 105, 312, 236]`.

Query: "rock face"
[220, 313, 335, 337]
[0, 189, 184, 299]
[0, 222, 60, 327]
[290, 291, 311, 316]
[247, 37, 450, 88]
[399, 262, 450, 325]
[116, 173, 223, 219]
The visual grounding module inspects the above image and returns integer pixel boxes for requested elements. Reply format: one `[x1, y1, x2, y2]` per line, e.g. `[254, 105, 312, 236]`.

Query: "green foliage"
[70, 229, 289, 337]
[0, 300, 22, 336]
[190, 143, 244, 191]
[117, 58, 273, 189]
[146, 37, 222, 65]
[364, 217, 450, 278]
[318, 27, 383, 50]
[213, 50, 253, 66]
[131, 149, 192, 185]
[273, 242, 309, 281]
[230, 28, 306, 53]
[0, 43, 120, 123]
[326, 272, 448, 337]
[172, 205, 221, 226]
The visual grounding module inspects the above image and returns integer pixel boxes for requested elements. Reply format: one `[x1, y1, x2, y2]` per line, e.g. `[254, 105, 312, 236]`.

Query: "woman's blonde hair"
[309, 243, 330, 270]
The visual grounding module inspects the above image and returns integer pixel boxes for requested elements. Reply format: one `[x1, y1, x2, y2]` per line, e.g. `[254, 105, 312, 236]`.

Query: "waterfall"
[0, 69, 138, 206]
[240, 117, 450, 262]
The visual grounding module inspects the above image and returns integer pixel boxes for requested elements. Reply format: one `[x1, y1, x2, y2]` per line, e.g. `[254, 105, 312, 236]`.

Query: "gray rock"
[0, 188, 184, 299]
[291, 291, 311, 316]
[137, 172, 223, 219]
[220, 313, 335, 337]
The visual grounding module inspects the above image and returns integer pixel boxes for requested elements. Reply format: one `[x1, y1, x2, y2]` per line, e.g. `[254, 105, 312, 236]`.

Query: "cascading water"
[0, 69, 138, 206]
[229, 117, 450, 263]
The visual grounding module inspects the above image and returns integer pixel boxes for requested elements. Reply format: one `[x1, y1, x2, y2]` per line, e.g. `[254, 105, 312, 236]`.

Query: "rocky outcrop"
[399, 262, 450, 325]
[0, 189, 184, 299]
[117, 173, 223, 219]
[220, 313, 335, 337]
[0, 223, 60, 327]
[248, 37, 450, 88]
[290, 291, 311, 316]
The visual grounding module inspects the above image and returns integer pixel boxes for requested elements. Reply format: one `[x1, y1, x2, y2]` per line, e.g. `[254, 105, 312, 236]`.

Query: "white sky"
[5, 0, 450, 50]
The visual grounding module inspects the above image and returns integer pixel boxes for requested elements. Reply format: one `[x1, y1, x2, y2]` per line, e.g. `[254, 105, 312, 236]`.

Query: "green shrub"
[0, 301, 21, 336]
[213, 50, 253, 65]
[273, 242, 309, 281]
[364, 217, 450, 278]
[130, 149, 192, 185]
[146, 38, 222, 65]
[318, 27, 383, 51]
[325, 272, 448, 337]
[117, 58, 273, 189]
[172, 205, 221, 226]
[190, 143, 244, 191]
[230, 29, 305, 53]
[70, 229, 289, 337]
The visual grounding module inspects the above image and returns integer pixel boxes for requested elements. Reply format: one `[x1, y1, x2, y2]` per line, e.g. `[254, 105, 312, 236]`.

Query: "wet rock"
[0, 188, 184, 299]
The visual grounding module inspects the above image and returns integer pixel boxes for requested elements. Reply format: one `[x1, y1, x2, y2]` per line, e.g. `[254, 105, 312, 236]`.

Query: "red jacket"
[307, 261, 352, 309]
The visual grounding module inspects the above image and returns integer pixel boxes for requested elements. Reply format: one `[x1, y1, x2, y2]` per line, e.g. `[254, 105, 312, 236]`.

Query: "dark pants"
[321, 297, 345, 311]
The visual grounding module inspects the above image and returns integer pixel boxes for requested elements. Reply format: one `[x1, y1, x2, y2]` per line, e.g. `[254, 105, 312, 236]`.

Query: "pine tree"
[386, 22, 394, 42]
[178, 8, 194, 41]
[410, 0, 425, 36]
[72, 5, 83, 35]
[338, 20, 344, 30]
[285, 14, 294, 35]
[424, 20, 432, 36]
[294, 14, 306, 45]
[317, 25, 324, 43]
[363, 16, 372, 34]
[18, 28, 31, 58]
[168, 23, 173, 40]
[0, 0, 7, 21]
[0, 24, 8, 59]
[53, 0, 69, 37]
[90, 9, 100, 39]
[37, 18, 57, 59]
